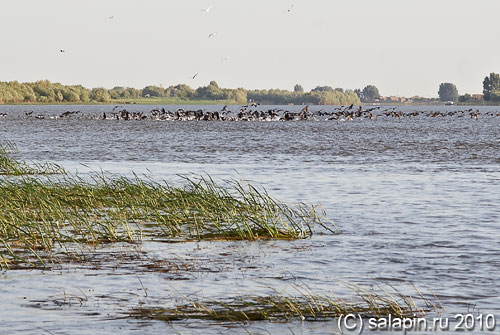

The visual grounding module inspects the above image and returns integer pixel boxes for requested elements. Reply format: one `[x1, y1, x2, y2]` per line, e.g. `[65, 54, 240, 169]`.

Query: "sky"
[0, 0, 499, 97]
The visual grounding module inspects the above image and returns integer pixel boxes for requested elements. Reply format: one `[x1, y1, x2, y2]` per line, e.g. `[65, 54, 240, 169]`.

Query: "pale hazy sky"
[1, 0, 499, 97]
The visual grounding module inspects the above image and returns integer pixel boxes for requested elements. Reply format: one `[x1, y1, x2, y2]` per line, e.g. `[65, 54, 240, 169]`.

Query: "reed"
[0, 172, 330, 268]
[0, 142, 65, 175]
[129, 286, 436, 323]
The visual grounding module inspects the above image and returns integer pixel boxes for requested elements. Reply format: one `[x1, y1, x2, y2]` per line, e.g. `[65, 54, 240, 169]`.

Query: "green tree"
[142, 85, 164, 97]
[90, 88, 111, 102]
[33, 80, 56, 101]
[294, 84, 304, 92]
[206, 81, 223, 99]
[353, 89, 362, 99]
[79, 89, 90, 102]
[311, 86, 334, 93]
[63, 90, 80, 102]
[458, 93, 472, 103]
[483, 73, 500, 101]
[165, 84, 194, 99]
[195, 81, 224, 99]
[491, 90, 500, 102]
[362, 85, 380, 102]
[438, 83, 458, 102]
[483, 76, 491, 100]
[127, 87, 141, 98]
[22, 90, 37, 102]
[234, 88, 247, 103]
[345, 90, 361, 104]
[109, 86, 126, 99]
[55, 91, 64, 102]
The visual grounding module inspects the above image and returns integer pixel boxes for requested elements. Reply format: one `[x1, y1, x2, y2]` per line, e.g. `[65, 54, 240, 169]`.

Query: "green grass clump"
[129, 286, 437, 323]
[0, 142, 65, 175]
[0, 172, 330, 268]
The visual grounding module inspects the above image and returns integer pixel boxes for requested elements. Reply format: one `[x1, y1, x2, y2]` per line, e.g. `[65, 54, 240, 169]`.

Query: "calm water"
[1, 105, 499, 334]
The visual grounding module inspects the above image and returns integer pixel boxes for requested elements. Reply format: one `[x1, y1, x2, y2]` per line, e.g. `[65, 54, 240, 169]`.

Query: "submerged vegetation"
[130, 286, 438, 323]
[0, 145, 331, 268]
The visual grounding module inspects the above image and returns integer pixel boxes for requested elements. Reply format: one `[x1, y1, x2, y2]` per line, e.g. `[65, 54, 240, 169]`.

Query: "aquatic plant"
[0, 142, 65, 175]
[0, 172, 330, 268]
[129, 285, 436, 323]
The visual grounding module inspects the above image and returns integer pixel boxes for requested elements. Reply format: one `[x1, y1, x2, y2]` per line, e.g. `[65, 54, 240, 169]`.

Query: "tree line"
[3, 75, 499, 105]
[438, 72, 500, 103]
[0, 80, 370, 105]
[145, 82, 377, 105]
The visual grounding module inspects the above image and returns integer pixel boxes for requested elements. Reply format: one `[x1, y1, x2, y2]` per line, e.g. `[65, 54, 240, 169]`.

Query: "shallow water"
[1, 104, 500, 334]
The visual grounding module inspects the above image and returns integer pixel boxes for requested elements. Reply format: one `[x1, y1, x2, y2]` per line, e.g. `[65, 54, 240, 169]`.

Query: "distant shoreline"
[3, 79, 497, 106]
[0, 98, 230, 106]
[1, 99, 499, 107]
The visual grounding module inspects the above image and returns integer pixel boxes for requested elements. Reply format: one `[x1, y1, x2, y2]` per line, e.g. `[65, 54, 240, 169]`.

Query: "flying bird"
[287, 4, 294, 12]
[109, 16, 114, 20]
[201, 5, 213, 12]
[60, 49, 66, 53]
[192, 73, 199, 79]
[208, 32, 217, 38]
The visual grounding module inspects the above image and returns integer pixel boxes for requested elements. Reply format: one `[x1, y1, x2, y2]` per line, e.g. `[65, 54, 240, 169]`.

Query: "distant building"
[387, 96, 407, 103]
[472, 94, 484, 101]
[379, 95, 436, 104]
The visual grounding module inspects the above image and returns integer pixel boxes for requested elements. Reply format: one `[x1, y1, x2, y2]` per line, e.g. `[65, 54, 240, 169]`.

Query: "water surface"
[1, 104, 499, 334]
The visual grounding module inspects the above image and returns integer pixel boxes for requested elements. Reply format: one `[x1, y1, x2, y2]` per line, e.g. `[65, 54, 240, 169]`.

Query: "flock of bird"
[21, 10, 489, 122]
[7, 105, 499, 122]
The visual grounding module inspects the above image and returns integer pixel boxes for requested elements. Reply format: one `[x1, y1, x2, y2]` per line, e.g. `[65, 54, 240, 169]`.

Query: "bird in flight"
[208, 32, 217, 39]
[287, 4, 294, 12]
[109, 16, 114, 20]
[201, 5, 213, 12]
[60, 49, 66, 53]
[192, 73, 199, 79]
